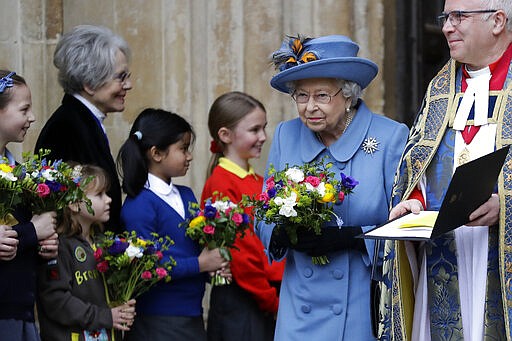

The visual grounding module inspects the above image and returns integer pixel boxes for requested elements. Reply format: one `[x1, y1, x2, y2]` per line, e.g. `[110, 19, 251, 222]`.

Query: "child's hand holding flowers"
[183, 195, 250, 285]
[245, 158, 359, 265]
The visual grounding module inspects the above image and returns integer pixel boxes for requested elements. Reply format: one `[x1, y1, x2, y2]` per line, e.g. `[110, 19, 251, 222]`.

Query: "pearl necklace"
[316, 110, 355, 145]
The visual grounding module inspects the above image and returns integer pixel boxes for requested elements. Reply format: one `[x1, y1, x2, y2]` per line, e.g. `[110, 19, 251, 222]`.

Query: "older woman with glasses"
[256, 35, 409, 340]
[35, 25, 132, 233]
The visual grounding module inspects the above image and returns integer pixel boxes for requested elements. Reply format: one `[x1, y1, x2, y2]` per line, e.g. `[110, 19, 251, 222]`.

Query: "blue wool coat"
[256, 101, 408, 341]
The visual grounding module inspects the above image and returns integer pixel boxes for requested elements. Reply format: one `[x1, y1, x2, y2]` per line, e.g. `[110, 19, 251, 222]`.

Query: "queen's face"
[293, 78, 350, 143]
[86, 49, 132, 115]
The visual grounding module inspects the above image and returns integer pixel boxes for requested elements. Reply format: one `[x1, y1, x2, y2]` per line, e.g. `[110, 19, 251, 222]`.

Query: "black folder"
[361, 145, 510, 240]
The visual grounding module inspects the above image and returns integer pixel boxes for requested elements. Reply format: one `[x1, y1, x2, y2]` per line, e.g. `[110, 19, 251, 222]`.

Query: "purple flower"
[204, 204, 217, 219]
[242, 213, 250, 224]
[46, 180, 61, 192]
[108, 238, 129, 255]
[144, 244, 156, 255]
[267, 188, 277, 198]
[340, 173, 359, 190]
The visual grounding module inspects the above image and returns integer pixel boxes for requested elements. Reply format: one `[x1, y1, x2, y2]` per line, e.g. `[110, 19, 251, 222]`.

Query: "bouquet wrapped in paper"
[183, 195, 250, 285]
[246, 159, 358, 265]
[94, 230, 175, 305]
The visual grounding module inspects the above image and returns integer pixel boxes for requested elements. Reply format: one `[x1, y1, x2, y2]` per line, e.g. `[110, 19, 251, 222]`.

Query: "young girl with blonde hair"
[202, 91, 284, 341]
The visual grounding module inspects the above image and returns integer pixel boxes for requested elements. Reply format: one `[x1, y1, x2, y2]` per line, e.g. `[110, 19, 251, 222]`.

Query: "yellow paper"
[399, 211, 438, 228]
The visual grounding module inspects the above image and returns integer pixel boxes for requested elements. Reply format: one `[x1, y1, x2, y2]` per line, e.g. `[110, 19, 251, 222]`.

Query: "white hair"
[482, 0, 512, 31]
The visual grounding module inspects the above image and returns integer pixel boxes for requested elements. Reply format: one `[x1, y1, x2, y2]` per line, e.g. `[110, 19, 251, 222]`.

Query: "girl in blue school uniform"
[118, 108, 229, 341]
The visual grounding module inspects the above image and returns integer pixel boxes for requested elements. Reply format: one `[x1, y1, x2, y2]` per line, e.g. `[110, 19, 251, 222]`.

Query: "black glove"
[269, 226, 291, 259]
[292, 226, 365, 256]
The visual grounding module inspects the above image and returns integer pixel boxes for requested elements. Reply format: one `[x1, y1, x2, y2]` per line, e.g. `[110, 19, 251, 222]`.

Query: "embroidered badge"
[362, 137, 379, 155]
[75, 246, 87, 262]
[47, 258, 60, 280]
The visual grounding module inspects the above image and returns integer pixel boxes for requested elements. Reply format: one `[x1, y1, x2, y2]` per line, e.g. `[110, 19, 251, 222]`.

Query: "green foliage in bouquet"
[94, 230, 175, 304]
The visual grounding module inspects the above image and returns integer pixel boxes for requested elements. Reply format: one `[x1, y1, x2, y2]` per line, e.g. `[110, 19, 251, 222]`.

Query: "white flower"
[315, 182, 326, 196]
[212, 200, 237, 212]
[0, 171, 17, 181]
[285, 168, 304, 183]
[273, 191, 297, 207]
[279, 204, 297, 217]
[41, 168, 56, 181]
[126, 244, 143, 260]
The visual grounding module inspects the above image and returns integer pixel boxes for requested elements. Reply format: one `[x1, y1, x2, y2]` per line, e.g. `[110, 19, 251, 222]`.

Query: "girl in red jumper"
[201, 91, 284, 341]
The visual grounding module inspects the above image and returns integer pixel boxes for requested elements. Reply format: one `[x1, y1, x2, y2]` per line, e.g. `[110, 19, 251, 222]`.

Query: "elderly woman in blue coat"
[256, 35, 409, 340]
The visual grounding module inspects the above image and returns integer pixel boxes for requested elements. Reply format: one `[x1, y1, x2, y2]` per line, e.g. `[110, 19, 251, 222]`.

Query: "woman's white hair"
[54, 25, 131, 94]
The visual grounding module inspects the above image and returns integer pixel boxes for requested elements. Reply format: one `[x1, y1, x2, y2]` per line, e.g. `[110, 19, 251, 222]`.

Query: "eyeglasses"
[113, 71, 131, 84]
[436, 9, 497, 27]
[292, 88, 342, 104]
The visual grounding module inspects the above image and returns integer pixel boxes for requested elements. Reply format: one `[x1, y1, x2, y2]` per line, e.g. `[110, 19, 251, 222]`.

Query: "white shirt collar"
[145, 173, 174, 195]
[145, 173, 185, 217]
[73, 93, 106, 132]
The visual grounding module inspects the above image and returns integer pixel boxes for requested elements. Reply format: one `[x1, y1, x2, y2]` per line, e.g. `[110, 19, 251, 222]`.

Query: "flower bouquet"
[0, 157, 24, 225]
[14, 150, 92, 216]
[94, 230, 175, 305]
[246, 158, 359, 265]
[183, 195, 250, 285]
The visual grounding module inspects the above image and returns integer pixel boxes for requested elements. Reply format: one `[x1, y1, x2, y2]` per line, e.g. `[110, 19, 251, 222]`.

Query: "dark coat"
[35, 94, 122, 233]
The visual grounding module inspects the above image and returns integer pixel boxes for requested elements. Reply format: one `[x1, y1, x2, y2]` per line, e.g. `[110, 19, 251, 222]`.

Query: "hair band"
[0, 72, 15, 94]
[133, 131, 143, 141]
[210, 140, 223, 154]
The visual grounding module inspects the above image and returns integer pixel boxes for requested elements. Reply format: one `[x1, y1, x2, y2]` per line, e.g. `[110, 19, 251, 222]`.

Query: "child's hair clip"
[133, 131, 143, 141]
[0, 72, 15, 93]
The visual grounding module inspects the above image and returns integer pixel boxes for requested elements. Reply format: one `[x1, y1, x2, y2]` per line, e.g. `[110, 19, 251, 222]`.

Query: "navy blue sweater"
[0, 208, 39, 321]
[121, 186, 207, 316]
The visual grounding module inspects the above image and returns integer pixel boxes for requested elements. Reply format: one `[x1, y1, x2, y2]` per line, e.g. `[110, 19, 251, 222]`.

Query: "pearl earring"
[345, 107, 351, 114]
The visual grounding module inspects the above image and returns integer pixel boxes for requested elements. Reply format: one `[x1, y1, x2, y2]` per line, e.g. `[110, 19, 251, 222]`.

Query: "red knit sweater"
[201, 161, 284, 313]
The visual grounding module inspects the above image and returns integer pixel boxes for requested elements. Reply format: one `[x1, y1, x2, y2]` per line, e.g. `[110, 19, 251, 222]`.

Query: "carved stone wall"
[0, 0, 391, 197]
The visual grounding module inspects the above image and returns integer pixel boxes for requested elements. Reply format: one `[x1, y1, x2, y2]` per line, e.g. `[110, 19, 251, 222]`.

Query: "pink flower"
[203, 225, 215, 235]
[266, 176, 275, 189]
[36, 183, 51, 197]
[225, 207, 232, 215]
[338, 191, 345, 203]
[93, 248, 103, 261]
[141, 271, 152, 279]
[155, 250, 163, 260]
[231, 212, 243, 226]
[96, 260, 109, 273]
[257, 192, 270, 203]
[304, 175, 321, 187]
[155, 267, 167, 279]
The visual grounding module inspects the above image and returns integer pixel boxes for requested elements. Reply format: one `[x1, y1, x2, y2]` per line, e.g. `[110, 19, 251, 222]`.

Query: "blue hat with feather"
[270, 34, 378, 93]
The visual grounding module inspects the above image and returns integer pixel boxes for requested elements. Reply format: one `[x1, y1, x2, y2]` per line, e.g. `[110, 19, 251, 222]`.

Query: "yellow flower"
[0, 164, 12, 173]
[136, 238, 147, 247]
[189, 215, 206, 228]
[320, 183, 336, 203]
